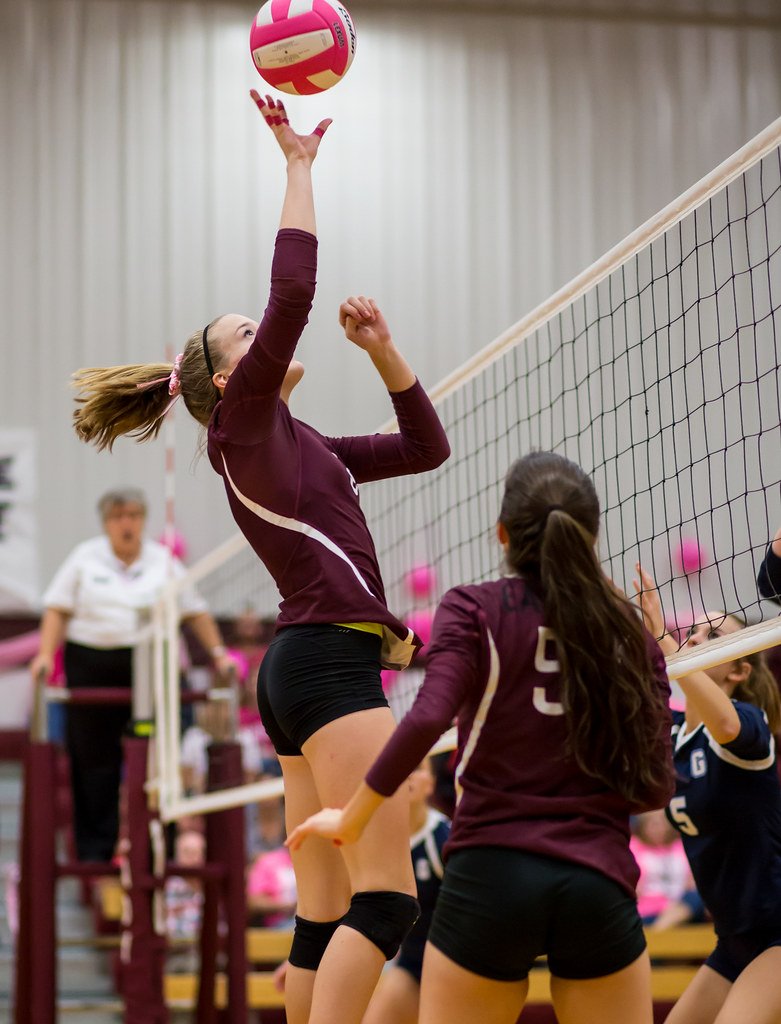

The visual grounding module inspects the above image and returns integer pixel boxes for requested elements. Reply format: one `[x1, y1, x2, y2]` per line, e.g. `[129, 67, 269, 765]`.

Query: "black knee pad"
[342, 891, 421, 960]
[289, 915, 343, 971]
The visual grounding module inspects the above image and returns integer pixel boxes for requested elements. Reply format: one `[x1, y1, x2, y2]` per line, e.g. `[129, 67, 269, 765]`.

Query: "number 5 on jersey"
[669, 795, 699, 836]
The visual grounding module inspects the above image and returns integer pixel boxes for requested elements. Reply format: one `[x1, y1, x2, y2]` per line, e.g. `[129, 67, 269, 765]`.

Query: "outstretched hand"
[286, 807, 364, 852]
[632, 563, 665, 639]
[250, 90, 332, 165]
[339, 297, 392, 354]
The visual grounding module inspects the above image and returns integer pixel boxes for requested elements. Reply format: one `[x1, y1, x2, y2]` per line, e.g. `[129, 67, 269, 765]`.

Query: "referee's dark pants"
[63, 641, 133, 862]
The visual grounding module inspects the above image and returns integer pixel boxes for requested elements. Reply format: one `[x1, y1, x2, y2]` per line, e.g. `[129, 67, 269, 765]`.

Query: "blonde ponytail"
[73, 320, 227, 450]
[73, 363, 174, 451]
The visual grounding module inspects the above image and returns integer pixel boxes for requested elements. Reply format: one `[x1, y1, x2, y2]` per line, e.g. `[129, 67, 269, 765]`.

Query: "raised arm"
[216, 96, 331, 441]
[339, 297, 416, 393]
[252, 91, 331, 235]
[326, 297, 450, 481]
[634, 565, 740, 744]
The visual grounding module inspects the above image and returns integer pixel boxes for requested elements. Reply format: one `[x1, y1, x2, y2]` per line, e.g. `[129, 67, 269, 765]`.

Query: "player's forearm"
[369, 343, 416, 393]
[279, 158, 316, 235]
[342, 782, 387, 838]
[660, 632, 740, 743]
[676, 670, 740, 743]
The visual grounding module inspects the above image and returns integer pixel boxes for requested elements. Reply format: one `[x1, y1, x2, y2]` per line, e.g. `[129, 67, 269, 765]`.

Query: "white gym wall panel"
[1, 0, 779, 600]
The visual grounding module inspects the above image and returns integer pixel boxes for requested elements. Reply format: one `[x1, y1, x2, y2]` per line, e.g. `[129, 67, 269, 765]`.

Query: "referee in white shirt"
[29, 488, 232, 862]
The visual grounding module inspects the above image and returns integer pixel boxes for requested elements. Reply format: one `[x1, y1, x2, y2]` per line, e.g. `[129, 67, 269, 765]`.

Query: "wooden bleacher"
[97, 880, 715, 1010]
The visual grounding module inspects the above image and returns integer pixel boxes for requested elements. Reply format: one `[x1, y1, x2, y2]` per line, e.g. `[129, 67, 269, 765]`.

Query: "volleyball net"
[150, 115, 781, 821]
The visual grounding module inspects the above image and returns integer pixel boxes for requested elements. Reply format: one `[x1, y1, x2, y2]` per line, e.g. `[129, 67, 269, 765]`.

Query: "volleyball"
[249, 0, 357, 96]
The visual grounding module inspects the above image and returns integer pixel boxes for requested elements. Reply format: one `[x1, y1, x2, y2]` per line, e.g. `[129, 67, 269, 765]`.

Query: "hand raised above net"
[633, 563, 665, 639]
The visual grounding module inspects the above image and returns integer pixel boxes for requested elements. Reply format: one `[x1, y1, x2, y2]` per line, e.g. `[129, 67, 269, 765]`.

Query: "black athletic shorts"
[396, 937, 426, 983]
[428, 846, 646, 982]
[257, 624, 387, 756]
[706, 925, 781, 983]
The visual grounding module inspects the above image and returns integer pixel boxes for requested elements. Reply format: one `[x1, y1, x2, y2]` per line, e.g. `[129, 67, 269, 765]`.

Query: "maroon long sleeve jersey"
[207, 229, 450, 669]
[366, 578, 675, 895]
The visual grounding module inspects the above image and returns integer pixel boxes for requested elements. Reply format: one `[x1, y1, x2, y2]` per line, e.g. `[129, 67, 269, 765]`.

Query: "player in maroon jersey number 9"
[289, 451, 675, 1024]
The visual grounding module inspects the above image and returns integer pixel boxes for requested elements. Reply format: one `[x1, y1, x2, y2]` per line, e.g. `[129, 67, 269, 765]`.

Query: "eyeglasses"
[104, 508, 145, 521]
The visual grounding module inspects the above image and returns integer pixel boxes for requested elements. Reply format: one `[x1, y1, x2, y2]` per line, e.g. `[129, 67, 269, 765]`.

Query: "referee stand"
[13, 638, 248, 1024]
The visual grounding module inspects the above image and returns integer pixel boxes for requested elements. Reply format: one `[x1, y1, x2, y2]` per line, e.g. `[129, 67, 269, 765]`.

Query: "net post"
[205, 742, 248, 1024]
[119, 734, 169, 1024]
[132, 614, 154, 726]
[15, 697, 57, 1024]
[194, 869, 221, 1024]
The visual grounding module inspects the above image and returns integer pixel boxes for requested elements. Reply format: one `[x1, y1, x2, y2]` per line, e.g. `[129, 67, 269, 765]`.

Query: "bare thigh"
[418, 942, 528, 1024]
[663, 964, 732, 1024]
[715, 947, 781, 1024]
[279, 754, 351, 921]
[362, 966, 420, 1024]
[302, 707, 416, 896]
[550, 950, 653, 1024]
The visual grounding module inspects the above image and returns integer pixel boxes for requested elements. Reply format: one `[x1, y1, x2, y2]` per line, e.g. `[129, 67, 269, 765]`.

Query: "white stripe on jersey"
[706, 730, 776, 772]
[675, 716, 776, 771]
[220, 453, 375, 597]
[424, 830, 445, 879]
[454, 626, 500, 806]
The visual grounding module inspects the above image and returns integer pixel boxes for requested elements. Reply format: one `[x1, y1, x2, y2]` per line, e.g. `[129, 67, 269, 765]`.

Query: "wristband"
[210, 645, 227, 659]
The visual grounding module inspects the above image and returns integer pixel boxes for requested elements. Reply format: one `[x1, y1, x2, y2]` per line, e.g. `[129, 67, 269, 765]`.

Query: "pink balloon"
[408, 610, 433, 647]
[405, 563, 436, 599]
[674, 538, 706, 575]
[160, 530, 188, 562]
[381, 669, 399, 694]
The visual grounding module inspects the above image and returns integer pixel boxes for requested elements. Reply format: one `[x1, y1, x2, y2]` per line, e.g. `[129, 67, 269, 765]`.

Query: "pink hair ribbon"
[168, 353, 184, 396]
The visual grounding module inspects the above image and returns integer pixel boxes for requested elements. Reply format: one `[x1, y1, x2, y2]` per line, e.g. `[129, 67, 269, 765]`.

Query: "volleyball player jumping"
[71, 94, 449, 1024]
[635, 567, 781, 1024]
[289, 452, 675, 1024]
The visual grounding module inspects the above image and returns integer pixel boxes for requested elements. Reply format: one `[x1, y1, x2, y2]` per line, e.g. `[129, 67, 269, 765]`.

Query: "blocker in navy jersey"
[396, 808, 450, 981]
[366, 577, 674, 897]
[207, 229, 449, 669]
[758, 544, 781, 604]
[666, 705, 781, 937]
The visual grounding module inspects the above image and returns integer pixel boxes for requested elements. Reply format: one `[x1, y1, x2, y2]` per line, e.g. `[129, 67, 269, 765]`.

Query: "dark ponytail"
[500, 452, 670, 805]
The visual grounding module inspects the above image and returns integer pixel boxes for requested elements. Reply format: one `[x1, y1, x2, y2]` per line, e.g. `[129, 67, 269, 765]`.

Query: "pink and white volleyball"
[404, 563, 437, 600]
[674, 538, 707, 575]
[249, 0, 357, 96]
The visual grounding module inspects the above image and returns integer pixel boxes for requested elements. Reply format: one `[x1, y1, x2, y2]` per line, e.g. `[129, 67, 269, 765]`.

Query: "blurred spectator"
[165, 828, 206, 973]
[630, 810, 705, 929]
[29, 488, 232, 862]
[180, 699, 265, 796]
[246, 843, 297, 928]
[252, 791, 287, 853]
